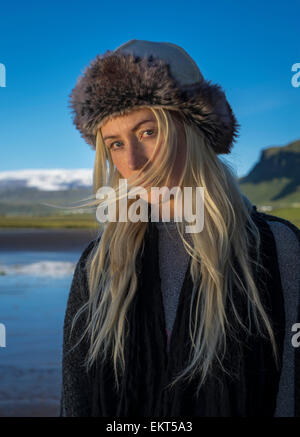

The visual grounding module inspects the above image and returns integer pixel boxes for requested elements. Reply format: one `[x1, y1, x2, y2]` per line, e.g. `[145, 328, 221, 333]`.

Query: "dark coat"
[88, 209, 299, 417]
[60, 209, 300, 417]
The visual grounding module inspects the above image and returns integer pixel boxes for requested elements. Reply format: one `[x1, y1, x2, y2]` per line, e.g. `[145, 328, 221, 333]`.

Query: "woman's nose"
[127, 141, 148, 170]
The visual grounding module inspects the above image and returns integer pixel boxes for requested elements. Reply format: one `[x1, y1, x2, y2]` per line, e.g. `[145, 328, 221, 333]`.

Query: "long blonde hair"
[67, 106, 279, 396]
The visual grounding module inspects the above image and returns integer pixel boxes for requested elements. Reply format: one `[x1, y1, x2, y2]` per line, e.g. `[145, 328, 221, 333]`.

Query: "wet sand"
[0, 366, 61, 417]
[0, 228, 100, 416]
[0, 402, 60, 417]
[0, 228, 99, 252]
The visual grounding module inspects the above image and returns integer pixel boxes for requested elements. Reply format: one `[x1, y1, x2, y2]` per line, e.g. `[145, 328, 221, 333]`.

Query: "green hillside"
[239, 139, 300, 207]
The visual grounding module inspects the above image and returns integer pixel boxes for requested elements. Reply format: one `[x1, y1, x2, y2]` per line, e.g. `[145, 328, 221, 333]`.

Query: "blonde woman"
[60, 40, 300, 417]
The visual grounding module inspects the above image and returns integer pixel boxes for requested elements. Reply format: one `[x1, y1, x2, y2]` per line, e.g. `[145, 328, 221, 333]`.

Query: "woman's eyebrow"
[102, 119, 155, 141]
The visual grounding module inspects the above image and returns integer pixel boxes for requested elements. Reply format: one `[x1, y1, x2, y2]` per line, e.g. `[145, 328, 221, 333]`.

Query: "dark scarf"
[89, 210, 286, 417]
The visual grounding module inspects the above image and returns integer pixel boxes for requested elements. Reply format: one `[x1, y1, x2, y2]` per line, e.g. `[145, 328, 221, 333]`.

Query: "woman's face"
[100, 107, 187, 190]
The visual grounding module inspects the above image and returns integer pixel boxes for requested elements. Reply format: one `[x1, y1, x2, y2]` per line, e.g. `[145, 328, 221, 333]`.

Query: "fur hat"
[69, 39, 239, 154]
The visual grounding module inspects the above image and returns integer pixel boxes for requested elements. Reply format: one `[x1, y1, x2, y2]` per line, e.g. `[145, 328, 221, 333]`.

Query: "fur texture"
[69, 50, 240, 154]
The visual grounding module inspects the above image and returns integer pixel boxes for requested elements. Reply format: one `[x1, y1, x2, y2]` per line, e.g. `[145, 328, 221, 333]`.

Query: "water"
[0, 247, 82, 416]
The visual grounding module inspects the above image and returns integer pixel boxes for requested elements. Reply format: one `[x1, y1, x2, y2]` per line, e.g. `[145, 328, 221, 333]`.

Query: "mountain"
[0, 169, 93, 191]
[0, 169, 93, 215]
[238, 139, 300, 206]
[1, 139, 300, 217]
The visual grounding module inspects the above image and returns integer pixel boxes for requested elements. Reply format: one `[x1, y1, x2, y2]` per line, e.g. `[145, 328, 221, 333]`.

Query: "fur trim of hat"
[69, 50, 239, 154]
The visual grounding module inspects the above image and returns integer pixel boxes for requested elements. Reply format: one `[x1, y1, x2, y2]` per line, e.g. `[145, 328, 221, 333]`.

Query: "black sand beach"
[0, 228, 99, 252]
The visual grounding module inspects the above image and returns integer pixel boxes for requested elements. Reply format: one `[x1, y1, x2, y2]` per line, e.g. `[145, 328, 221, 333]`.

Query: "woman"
[60, 39, 300, 417]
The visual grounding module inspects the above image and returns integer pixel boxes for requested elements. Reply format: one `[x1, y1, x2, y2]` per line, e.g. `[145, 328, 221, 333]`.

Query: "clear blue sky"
[0, 0, 299, 177]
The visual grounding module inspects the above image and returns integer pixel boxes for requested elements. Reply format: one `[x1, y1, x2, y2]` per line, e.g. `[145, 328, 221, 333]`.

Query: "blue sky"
[0, 0, 299, 178]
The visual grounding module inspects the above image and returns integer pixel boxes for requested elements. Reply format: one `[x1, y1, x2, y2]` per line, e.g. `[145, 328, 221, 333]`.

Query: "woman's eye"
[110, 141, 123, 150]
[139, 129, 155, 140]
[143, 129, 154, 137]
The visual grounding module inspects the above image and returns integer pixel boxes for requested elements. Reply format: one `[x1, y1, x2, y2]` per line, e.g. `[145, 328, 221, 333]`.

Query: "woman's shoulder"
[252, 206, 300, 250]
[251, 207, 300, 285]
[70, 234, 102, 302]
[77, 234, 101, 269]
